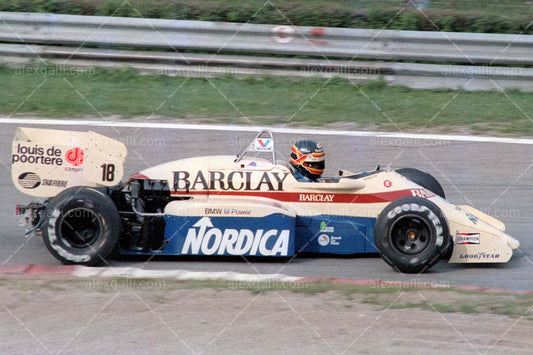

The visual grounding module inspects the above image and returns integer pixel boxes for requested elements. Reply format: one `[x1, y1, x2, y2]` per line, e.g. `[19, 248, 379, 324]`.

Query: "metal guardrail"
[0, 12, 532, 91]
[1, 12, 533, 65]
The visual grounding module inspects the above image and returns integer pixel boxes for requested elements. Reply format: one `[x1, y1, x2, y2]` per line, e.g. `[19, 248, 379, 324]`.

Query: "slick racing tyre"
[396, 168, 445, 199]
[42, 187, 120, 266]
[374, 197, 450, 273]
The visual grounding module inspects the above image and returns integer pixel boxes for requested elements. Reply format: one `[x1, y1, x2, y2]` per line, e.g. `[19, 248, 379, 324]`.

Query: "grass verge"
[1, 65, 532, 136]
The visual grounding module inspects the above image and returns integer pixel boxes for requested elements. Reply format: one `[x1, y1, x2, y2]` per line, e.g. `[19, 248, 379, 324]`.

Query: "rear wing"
[12, 127, 127, 197]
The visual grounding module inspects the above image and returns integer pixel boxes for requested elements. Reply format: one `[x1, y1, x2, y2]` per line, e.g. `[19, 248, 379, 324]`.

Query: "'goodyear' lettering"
[387, 202, 444, 247]
[459, 253, 500, 260]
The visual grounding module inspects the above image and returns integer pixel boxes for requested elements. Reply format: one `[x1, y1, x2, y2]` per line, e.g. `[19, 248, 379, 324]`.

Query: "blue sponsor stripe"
[163, 213, 295, 257]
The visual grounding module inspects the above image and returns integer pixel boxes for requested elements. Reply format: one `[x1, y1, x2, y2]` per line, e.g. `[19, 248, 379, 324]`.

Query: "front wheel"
[396, 168, 445, 199]
[374, 197, 450, 273]
[42, 187, 120, 266]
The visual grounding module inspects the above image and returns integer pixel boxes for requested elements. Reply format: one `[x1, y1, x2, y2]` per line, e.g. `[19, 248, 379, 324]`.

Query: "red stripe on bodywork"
[171, 189, 414, 203]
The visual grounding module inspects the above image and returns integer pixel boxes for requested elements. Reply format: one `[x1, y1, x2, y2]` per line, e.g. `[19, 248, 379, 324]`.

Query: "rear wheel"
[42, 187, 120, 266]
[374, 197, 450, 273]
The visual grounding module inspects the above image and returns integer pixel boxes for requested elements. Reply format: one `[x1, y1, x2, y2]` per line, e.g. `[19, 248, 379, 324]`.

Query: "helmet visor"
[303, 160, 325, 175]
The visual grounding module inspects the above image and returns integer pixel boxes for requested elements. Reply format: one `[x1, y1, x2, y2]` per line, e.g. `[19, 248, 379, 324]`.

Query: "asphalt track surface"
[1, 120, 531, 291]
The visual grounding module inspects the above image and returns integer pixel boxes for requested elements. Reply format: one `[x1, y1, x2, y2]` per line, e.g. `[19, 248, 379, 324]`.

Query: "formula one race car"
[12, 127, 520, 273]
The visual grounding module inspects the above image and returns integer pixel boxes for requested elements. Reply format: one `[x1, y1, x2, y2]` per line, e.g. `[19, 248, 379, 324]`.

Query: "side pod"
[126, 196, 296, 257]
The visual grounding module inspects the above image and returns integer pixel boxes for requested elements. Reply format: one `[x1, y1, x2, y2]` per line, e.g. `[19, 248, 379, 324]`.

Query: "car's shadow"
[111, 252, 381, 264]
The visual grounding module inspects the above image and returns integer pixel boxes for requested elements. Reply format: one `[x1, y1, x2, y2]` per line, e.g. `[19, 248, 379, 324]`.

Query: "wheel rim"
[59, 208, 102, 248]
[390, 215, 431, 255]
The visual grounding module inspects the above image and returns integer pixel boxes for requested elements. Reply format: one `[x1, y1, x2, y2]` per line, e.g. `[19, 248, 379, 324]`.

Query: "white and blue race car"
[12, 127, 519, 273]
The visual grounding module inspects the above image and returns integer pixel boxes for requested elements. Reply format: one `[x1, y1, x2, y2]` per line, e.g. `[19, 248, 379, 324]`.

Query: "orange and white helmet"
[289, 139, 325, 180]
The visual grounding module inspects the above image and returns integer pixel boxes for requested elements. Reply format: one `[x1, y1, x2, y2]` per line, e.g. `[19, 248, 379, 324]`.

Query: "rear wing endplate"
[12, 127, 127, 197]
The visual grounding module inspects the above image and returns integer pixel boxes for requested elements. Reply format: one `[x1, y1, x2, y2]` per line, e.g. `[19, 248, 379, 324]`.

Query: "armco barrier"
[0, 12, 532, 90]
[1, 12, 532, 65]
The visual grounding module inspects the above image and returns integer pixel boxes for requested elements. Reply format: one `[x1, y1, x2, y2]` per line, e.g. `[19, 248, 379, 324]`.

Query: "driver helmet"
[289, 139, 325, 180]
